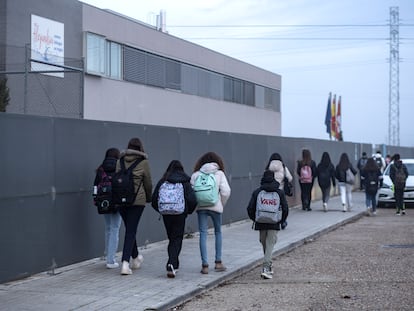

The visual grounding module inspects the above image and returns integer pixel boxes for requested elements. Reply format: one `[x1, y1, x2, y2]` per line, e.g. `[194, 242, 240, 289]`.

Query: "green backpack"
[193, 172, 219, 207]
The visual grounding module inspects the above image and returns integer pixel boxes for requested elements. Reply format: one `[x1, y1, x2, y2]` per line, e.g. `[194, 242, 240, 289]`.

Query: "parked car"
[377, 159, 414, 207]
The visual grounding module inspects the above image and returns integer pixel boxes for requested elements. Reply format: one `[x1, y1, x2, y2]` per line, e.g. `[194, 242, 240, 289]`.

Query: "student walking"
[247, 170, 288, 279]
[316, 152, 336, 212]
[151, 160, 197, 278]
[335, 153, 357, 212]
[93, 147, 122, 269]
[265, 152, 293, 228]
[361, 158, 382, 216]
[389, 154, 408, 216]
[296, 149, 317, 211]
[190, 152, 231, 274]
[117, 138, 153, 275]
[357, 152, 368, 190]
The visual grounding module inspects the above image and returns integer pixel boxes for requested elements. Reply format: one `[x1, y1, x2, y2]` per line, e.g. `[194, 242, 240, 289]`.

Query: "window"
[85, 33, 281, 110]
[86, 33, 122, 79]
[106, 41, 121, 79]
[86, 33, 105, 75]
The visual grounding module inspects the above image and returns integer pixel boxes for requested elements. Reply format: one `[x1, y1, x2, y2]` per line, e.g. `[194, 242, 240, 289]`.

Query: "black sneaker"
[167, 264, 176, 278]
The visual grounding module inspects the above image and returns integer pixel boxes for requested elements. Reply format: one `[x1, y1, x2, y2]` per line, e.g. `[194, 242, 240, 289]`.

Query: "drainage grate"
[382, 244, 414, 249]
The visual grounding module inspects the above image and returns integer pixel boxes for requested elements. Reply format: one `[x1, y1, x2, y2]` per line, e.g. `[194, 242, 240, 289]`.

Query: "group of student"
[93, 139, 408, 281]
[358, 151, 409, 216]
[296, 148, 409, 217]
[296, 148, 358, 213]
[93, 138, 295, 280]
[94, 137, 232, 278]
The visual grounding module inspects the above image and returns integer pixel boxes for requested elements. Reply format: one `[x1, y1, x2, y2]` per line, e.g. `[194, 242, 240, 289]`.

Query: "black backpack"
[93, 167, 117, 214]
[112, 158, 143, 206]
[364, 171, 379, 195]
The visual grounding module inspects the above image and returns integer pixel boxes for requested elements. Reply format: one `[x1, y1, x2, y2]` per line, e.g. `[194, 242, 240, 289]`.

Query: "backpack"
[394, 165, 407, 189]
[346, 168, 355, 185]
[255, 190, 282, 224]
[93, 167, 117, 214]
[111, 158, 142, 206]
[358, 158, 367, 170]
[364, 171, 379, 194]
[300, 165, 313, 183]
[193, 171, 219, 207]
[158, 182, 185, 215]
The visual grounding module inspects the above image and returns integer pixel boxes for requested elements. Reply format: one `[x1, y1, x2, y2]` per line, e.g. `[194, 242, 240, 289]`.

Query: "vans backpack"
[93, 168, 117, 214]
[158, 181, 185, 215]
[394, 166, 407, 189]
[255, 190, 282, 224]
[111, 158, 142, 206]
[300, 165, 313, 183]
[193, 172, 219, 207]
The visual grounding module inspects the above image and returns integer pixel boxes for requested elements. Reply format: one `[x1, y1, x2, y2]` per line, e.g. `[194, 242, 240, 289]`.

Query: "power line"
[169, 24, 414, 28]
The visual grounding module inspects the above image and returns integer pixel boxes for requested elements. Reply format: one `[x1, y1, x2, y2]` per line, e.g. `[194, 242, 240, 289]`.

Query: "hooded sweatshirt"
[190, 162, 231, 214]
[247, 171, 289, 231]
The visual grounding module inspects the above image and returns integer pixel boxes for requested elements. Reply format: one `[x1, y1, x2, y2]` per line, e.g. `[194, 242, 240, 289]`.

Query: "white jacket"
[268, 160, 293, 190]
[190, 162, 231, 214]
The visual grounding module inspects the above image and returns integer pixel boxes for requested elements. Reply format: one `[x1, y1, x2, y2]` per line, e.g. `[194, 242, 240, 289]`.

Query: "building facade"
[0, 0, 282, 136]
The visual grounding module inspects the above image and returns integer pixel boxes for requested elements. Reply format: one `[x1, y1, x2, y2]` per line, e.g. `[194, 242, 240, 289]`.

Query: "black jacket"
[316, 162, 336, 189]
[151, 170, 197, 216]
[390, 160, 409, 189]
[247, 176, 289, 231]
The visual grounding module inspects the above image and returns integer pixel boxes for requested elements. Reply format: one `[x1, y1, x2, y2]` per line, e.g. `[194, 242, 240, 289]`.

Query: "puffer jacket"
[246, 173, 289, 231]
[116, 149, 152, 206]
[151, 170, 197, 215]
[268, 160, 293, 191]
[190, 162, 231, 214]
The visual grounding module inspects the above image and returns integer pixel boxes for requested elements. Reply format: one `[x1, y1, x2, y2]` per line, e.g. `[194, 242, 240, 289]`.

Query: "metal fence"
[0, 44, 83, 118]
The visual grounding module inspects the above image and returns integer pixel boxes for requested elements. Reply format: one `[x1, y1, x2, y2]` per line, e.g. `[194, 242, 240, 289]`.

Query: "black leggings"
[119, 205, 145, 262]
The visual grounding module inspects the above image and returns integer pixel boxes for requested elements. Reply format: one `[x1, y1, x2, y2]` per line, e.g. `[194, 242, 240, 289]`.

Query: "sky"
[81, 0, 414, 147]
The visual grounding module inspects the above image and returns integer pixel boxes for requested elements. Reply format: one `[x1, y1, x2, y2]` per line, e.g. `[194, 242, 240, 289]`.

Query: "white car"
[377, 159, 414, 207]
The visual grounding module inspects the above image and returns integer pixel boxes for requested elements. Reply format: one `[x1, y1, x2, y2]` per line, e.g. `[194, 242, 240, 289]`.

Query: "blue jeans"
[365, 192, 377, 212]
[197, 210, 223, 266]
[104, 212, 122, 264]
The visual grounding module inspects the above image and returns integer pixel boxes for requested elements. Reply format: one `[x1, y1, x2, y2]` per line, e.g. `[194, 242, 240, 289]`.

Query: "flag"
[330, 94, 337, 139]
[324, 92, 332, 138]
[336, 96, 341, 140]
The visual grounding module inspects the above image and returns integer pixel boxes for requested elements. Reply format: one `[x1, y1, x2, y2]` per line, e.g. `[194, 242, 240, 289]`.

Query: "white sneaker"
[130, 254, 144, 269]
[261, 268, 272, 279]
[342, 204, 347, 212]
[323, 203, 327, 212]
[121, 261, 132, 275]
[106, 262, 119, 269]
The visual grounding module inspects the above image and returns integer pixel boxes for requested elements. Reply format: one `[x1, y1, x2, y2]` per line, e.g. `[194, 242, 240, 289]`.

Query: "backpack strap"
[122, 157, 144, 201]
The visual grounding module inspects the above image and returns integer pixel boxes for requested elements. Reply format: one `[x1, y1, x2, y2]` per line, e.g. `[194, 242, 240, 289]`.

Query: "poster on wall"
[31, 14, 64, 78]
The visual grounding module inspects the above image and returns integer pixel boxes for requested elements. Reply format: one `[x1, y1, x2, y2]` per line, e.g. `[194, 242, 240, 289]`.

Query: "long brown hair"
[193, 151, 225, 172]
[300, 149, 312, 166]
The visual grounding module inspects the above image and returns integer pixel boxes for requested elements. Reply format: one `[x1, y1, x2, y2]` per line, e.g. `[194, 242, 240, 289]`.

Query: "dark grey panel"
[0, 112, 413, 283]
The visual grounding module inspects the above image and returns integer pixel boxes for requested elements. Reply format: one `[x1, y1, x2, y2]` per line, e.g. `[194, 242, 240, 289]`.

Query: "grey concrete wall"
[1, 113, 413, 283]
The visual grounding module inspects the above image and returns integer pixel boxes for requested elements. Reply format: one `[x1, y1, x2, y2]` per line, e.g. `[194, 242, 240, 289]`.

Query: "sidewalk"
[0, 192, 367, 311]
